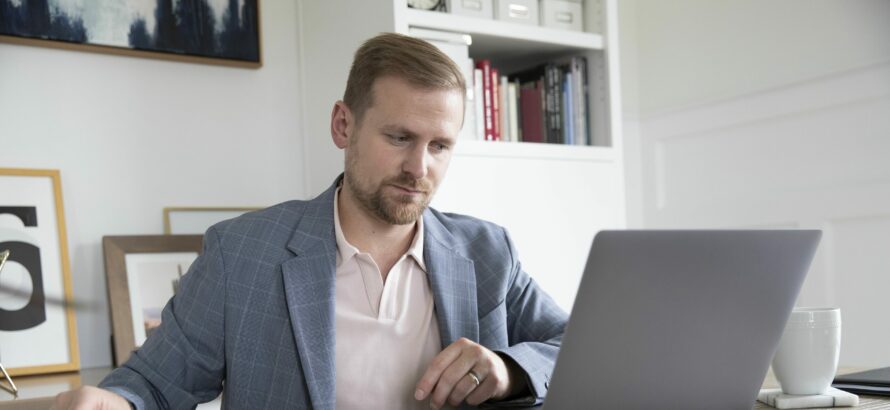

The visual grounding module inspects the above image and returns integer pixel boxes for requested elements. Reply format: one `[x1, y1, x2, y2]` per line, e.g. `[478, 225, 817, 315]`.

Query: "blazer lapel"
[282, 183, 338, 410]
[423, 212, 480, 347]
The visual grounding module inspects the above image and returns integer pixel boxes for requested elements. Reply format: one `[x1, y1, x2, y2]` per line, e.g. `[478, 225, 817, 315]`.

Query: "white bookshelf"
[298, 0, 625, 310]
[399, 8, 605, 53]
[454, 140, 617, 162]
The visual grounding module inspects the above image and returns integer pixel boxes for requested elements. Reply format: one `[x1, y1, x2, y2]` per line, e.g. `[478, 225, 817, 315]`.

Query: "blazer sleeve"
[99, 227, 228, 410]
[492, 229, 568, 406]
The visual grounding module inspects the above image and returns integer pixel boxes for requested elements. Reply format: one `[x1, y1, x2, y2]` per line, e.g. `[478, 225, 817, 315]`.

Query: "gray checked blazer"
[100, 177, 568, 409]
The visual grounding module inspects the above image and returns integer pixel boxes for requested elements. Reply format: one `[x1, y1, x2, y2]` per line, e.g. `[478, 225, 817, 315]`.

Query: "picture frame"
[0, 0, 262, 68]
[103, 235, 202, 367]
[163, 207, 260, 235]
[0, 168, 79, 376]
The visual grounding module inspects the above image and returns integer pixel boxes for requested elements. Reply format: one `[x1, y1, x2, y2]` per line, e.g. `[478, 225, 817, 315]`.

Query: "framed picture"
[0, 168, 79, 376]
[103, 235, 202, 367]
[163, 207, 259, 235]
[0, 0, 261, 68]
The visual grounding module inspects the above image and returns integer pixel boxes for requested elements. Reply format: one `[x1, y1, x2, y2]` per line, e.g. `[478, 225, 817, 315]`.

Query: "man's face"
[342, 76, 463, 225]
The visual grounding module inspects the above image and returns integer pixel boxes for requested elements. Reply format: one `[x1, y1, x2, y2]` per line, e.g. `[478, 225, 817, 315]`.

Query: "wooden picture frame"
[0, 0, 262, 68]
[163, 207, 260, 234]
[102, 235, 202, 367]
[0, 168, 79, 376]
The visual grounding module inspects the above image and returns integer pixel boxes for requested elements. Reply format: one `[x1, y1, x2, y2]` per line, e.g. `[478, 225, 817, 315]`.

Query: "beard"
[344, 155, 434, 225]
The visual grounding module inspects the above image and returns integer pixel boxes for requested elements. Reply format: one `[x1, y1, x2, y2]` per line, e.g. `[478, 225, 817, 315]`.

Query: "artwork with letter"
[0, 0, 261, 67]
[103, 235, 202, 366]
[0, 168, 79, 376]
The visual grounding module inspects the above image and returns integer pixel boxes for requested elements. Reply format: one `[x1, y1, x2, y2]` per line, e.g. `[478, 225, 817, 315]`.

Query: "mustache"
[387, 174, 433, 192]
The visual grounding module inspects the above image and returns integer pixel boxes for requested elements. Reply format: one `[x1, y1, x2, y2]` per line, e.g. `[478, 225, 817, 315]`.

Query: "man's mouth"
[391, 184, 425, 194]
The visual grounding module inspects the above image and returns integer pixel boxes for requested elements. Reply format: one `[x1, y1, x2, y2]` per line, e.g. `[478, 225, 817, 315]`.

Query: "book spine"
[500, 75, 510, 142]
[475, 60, 494, 141]
[544, 65, 555, 143]
[508, 81, 519, 143]
[538, 79, 547, 142]
[491, 68, 501, 141]
[519, 82, 542, 143]
[582, 57, 591, 146]
[554, 65, 564, 144]
[564, 72, 573, 145]
[572, 57, 585, 146]
[473, 68, 485, 141]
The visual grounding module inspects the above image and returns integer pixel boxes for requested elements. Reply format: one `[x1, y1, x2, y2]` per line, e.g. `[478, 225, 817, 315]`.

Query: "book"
[475, 60, 494, 141]
[544, 64, 556, 143]
[473, 68, 485, 141]
[507, 81, 519, 143]
[491, 67, 501, 141]
[500, 75, 510, 142]
[833, 367, 890, 396]
[519, 80, 544, 143]
[563, 72, 573, 145]
[571, 56, 589, 145]
[545, 64, 564, 144]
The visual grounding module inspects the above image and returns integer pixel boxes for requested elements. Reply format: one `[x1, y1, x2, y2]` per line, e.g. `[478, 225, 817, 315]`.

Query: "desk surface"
[754, 367, 890, 410]
[2, 366, 888, 409]
[0, 367, 110, 409]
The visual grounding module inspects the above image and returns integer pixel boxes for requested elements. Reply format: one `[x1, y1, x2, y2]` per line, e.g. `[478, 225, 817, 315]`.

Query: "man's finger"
[446, 370, 483, 407]
[429, 348, 482, 408]
[466, 373, 499, 406]
[415, 338, 468, 400]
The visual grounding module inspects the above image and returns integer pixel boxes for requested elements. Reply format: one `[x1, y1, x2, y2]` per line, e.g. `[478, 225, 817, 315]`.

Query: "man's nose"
[402, 145, 429, 180]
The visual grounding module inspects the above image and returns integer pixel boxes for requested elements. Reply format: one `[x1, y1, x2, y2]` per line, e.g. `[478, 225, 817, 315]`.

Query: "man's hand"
[415, 337, 527, 409]
[52, 386, 131, 410]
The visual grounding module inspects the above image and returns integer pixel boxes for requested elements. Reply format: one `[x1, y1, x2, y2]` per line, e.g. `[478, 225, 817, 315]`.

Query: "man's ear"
[331, 101, 353, 149]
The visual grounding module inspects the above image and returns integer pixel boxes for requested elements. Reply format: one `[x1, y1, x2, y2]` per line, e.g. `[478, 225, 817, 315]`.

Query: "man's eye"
[431, 142, 450, 152]
[389, 134, 410, 144]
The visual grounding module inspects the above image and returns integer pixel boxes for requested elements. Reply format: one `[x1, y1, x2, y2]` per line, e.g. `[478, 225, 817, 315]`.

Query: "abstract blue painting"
[0, 0, 260, 66]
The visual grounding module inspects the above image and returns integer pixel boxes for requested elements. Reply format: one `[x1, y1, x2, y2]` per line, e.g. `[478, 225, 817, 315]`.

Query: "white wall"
[0, 1, 305, 368]
[432, 146, 626, 312]
[297, 0, 396, 196]
[630, 0, 890, 117]
[621, 0, 890, 366]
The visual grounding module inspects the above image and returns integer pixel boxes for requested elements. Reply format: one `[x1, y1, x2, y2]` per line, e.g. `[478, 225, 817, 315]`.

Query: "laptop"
[543, 230, 821, 409]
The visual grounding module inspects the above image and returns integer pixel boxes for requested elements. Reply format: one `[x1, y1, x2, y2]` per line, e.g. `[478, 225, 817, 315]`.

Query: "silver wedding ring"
[467, 369, 481, 387]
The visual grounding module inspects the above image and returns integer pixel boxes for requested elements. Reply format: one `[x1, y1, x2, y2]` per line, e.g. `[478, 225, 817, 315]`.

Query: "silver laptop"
[544, 230, 821, 409]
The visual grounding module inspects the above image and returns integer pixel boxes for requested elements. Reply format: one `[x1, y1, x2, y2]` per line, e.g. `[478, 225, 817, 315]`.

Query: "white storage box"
[494, 0, 539, 26]
[540, 0, 583, 32]
[446, 0, 494, 19]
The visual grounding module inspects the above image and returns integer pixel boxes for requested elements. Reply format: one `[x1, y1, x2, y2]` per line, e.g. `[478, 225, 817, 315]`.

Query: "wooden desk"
[0, 367, 111, 410]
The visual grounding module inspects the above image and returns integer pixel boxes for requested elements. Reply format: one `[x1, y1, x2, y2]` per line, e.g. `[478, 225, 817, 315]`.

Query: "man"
[54, 33, 567, 410]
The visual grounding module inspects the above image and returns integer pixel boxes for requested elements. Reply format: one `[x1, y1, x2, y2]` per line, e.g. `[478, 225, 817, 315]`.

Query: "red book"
[475, 60, 494, 141]
[491, 68, 501, 141]
[520, 81, 545, 143]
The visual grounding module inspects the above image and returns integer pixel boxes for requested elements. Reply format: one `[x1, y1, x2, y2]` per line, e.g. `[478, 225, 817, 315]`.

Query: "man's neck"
[337, 185, 417, 262]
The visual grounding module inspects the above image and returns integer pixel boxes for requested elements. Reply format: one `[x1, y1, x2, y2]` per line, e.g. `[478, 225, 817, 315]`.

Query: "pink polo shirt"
[333, 189, 442, 409]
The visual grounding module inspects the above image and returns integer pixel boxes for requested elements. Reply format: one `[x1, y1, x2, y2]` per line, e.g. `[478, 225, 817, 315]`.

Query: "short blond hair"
[344, 33, 466, 124]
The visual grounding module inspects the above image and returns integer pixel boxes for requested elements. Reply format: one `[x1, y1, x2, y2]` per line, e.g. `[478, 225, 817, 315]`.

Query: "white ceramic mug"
[771, 307, 841, 395]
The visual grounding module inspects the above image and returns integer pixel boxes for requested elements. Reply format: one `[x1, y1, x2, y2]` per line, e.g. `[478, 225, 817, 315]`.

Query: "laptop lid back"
[544, 230, 821, 409]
